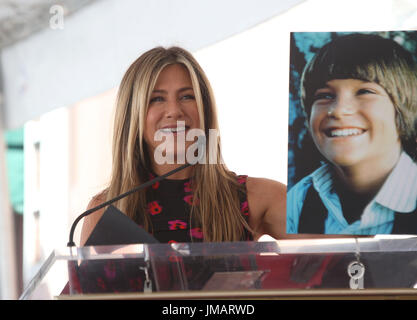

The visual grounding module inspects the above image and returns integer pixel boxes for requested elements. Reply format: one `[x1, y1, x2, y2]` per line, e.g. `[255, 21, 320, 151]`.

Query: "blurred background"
[0, 0, 416, 299]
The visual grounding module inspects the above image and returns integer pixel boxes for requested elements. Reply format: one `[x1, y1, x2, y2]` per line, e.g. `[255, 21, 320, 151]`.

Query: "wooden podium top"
[56, 288, 417, 300]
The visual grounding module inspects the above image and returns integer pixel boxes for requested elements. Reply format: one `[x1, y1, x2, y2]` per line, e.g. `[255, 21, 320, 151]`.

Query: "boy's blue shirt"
[287, 152, 417, 235]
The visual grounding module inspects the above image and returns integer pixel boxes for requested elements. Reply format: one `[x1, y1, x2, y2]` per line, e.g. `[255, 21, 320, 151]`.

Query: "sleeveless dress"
[145, 174, 253, 243]
[64, 174, 254, 295]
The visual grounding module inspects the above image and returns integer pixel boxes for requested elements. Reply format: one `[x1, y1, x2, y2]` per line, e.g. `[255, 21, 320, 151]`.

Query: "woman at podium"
[80, 46, 286, 245]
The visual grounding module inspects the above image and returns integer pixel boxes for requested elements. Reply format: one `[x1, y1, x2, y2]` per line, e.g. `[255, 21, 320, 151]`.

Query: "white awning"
[0, 0, 304, 129]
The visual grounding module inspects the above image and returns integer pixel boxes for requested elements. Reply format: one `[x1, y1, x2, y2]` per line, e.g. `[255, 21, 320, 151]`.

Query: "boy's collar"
[374, 152, 417, 213]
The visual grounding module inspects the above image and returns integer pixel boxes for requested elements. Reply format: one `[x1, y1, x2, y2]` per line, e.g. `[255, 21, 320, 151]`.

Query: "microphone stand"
[67, 162, 192, 247]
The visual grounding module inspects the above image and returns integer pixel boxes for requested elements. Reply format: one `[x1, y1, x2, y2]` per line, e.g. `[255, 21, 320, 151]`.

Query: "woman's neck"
[151, 162, 194, 180]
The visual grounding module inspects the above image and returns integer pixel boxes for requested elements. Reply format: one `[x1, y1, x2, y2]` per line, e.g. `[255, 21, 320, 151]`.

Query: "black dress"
[145, 174, 253, 243]
[65, 175, 254, 295]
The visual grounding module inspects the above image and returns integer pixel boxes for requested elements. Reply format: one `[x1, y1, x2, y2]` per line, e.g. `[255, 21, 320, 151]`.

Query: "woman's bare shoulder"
[80, 191, 108, 246]
[245, 177, 287, 239]
[246, 177, 286, 203]
[86, 192, 107, 211]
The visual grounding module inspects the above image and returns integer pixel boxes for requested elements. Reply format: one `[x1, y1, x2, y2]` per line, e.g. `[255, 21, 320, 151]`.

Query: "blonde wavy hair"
[105, 46, 251, 242]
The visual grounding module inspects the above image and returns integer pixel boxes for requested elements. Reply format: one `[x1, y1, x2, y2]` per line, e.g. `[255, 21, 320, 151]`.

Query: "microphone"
[67, 163, 191, 247]
[67, 138, 206, 247]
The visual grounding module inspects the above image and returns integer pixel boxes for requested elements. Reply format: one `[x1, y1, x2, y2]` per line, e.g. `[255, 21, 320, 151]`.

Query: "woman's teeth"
[160, 127, 186, 133]
[327, 128, 364, 137]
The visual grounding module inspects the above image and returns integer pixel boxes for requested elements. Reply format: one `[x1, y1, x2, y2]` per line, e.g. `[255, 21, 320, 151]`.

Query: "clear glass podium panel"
[20, 236, 417, 299]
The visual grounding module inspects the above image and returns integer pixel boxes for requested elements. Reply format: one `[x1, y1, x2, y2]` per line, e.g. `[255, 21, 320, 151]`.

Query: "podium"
[20, 237, 417, 299]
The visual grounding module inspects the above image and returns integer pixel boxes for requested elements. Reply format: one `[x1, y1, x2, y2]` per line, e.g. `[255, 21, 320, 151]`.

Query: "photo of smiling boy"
[287, 32, 417, 235]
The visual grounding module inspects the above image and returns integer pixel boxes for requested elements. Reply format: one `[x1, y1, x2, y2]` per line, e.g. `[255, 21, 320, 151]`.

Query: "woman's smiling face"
[144, 63, 200, 163]
[309, 79, 402, 170]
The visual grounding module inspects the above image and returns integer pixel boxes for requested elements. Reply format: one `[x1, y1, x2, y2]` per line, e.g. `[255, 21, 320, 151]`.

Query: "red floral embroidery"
[183, 194, 200, 206]
[97, 277, 106, 290]
[241, 200, 249, 216]
[237, 175, 248, 185]
[148, 201, 162, 215]
[104, 261, 116, 280]
[184, 181, 192, 193]
[183, 194, 193, 205]
[149, 173, 160, 189]
[169, 255, 181, 262]
[168, 220, 187, 230]
[129, 277, 143, 291]
[190, 227, 203, 239]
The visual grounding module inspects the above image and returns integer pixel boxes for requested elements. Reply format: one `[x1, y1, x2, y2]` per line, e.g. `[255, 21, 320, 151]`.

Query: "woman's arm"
[246, 177, 287, 240]
[246, 177, 369, 240]
[80, 194, 107, 246]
